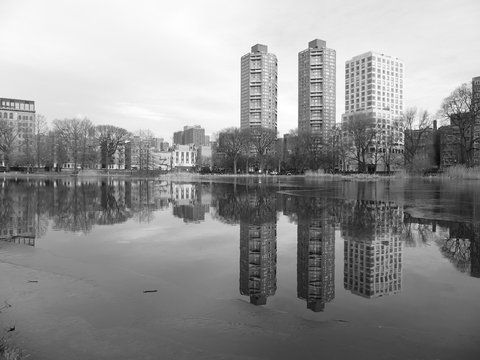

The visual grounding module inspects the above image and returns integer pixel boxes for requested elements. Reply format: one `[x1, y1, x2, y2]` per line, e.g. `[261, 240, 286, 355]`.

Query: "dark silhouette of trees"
[53, 118, 94, 170]
[403, 108, 433, 171]
[342, 112, 376, 173]
[0, 119, 19, 171]
[245, 127, 277, 173]
[217, 127, 249, 174]
[441, 83, 480, 167]
[96, 125, 130, 169]
[33, 114, 49, 168]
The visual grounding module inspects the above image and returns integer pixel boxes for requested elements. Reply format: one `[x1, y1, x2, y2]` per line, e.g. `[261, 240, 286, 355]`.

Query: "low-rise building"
[172, 144, 197, 170]
[0, 98, 36, 168]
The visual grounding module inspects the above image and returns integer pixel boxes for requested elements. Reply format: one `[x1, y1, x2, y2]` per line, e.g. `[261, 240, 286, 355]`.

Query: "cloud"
[109, 102, 168, 122]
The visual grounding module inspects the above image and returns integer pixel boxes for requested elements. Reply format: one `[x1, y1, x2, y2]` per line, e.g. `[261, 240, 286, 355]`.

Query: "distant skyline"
[1, 0, 479, 142]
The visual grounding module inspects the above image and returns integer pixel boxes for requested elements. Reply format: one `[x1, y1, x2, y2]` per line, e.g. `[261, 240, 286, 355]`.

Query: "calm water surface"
[1, 177, 479, 360]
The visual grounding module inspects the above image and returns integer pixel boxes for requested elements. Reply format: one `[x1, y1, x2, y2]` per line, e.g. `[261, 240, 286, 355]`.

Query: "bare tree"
[33, 114, 49, 168]
[79, 119, 95, 169]
[342, 112, 376, 173]
[53, 118, 93, 171]
[0, 119, 19, 171]
[441, 83, 480, 167]
[381, 119, 405, 174]
[134, 129, 154, 172]
[217, 127, 249, 174]
[245, 127, 277, 173]
[96, 125, 130, 169]
[403, 108, 433, 170]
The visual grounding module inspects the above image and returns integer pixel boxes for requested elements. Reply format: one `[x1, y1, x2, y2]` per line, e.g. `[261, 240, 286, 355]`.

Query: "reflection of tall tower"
[240, 221, 277, 305]
[297, 217, 335, 312]
[343, 201, 403, 298]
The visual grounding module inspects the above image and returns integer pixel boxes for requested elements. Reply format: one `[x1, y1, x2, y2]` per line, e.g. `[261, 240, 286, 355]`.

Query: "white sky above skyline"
[1, 0, 479, 142]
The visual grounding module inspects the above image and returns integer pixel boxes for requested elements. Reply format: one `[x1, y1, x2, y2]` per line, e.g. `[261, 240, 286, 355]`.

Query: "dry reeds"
[440, 165, 480, 180]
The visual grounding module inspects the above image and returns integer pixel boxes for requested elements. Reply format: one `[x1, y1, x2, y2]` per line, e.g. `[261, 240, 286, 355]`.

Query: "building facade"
[0, 98, 36, 167]
[172, 144, 197, 170]
[240, 44, 278, 131]
[473, 76, 480, 113]
[173, 125, 207, 147]
[298, 39, 336, 138]
[341, 52, 405, 171]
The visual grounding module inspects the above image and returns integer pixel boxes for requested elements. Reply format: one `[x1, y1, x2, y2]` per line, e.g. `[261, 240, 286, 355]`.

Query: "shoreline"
[1, 168, 479, 181]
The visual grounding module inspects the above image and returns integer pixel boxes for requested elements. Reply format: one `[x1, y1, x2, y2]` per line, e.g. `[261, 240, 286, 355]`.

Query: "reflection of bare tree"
[403, 223, 435, 247]
[51, 181, 100, 234]
[438, 238, 471, 273]
[97, 182, 132, 225]
[435, 221, 474, 274]
[212, 182, 278, 225]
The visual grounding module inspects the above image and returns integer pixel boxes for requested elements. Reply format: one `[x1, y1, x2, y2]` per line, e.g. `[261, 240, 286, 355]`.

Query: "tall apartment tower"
[344, 52, 403, 116]
[240, 44, 278, 131]
[473, 76, 480, 121]
[298, 39, 336, 137]
[341, 52, 405, 171]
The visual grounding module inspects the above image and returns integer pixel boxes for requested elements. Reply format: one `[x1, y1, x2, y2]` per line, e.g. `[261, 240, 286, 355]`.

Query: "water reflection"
[341, 200, 403, 298]
[294, 197, 335, 312]
[0, 179, 42, 246]
[1, 178, 479, 312]
[404, 214, 480, 278]
[172, 183, 210, 223]
[212, 181, 278, 305]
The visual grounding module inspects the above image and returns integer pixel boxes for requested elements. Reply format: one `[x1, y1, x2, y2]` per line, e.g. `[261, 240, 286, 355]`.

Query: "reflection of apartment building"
[240, 221, 277, 305]
[343, 201, 403, 298]
[297, 217, 335, 312]
[0, 183, 36, 246]
[344, 236, 402, 298]
[0, 98, 36, 167]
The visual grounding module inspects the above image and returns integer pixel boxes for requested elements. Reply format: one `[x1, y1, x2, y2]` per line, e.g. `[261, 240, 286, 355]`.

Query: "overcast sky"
[1, 0, 479, 141]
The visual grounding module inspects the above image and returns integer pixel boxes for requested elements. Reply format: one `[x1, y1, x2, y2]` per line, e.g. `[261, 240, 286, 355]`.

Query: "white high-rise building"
[240, 44, 278, 131]
[298, 39, 336, 137]
[341, 52, 405, 171]
[344, 52, 403, 116]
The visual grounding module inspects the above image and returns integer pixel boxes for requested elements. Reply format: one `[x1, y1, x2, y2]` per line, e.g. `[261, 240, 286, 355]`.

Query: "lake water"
[1, 176, 479, 360]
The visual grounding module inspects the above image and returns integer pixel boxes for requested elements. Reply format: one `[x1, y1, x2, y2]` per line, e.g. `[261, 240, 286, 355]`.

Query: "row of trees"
[216, 115, 404, 174]
[0, 116, 146, 171]
[216, 127, 277, 174]
[216, 81, 479, 174]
